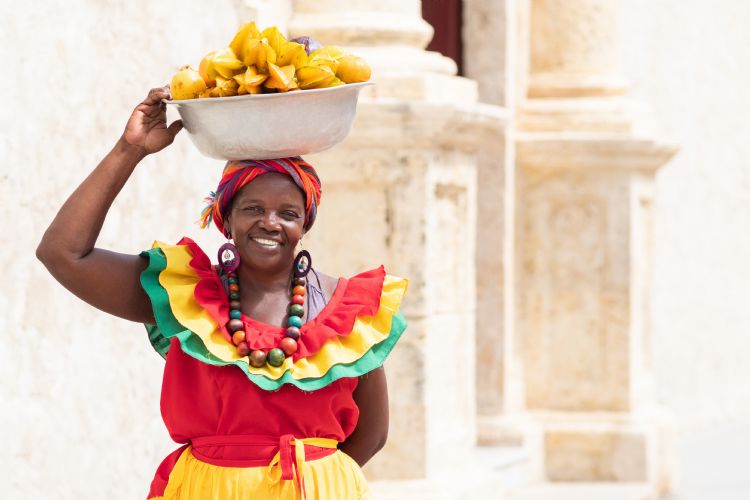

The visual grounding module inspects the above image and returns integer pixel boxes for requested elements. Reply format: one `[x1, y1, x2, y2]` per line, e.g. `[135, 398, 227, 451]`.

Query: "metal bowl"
[165, 82, 372, 160]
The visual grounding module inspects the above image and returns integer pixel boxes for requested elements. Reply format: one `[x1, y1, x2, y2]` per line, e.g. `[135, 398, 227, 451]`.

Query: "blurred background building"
[4, 0, 750, 499]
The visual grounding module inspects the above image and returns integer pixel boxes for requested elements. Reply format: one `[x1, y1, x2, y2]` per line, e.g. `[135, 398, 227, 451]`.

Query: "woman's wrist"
[115, 135, 149, 163]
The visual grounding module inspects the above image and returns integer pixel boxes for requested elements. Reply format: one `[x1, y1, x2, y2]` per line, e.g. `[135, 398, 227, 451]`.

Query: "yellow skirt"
[150, 445, 371, 500]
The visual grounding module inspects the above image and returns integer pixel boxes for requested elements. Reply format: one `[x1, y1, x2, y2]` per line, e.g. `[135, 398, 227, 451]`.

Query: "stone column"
[288, 1, 509, 497]
[516, 0, 676, 495]
[289, 0, 464, 100]
[463, 0, 527, 447]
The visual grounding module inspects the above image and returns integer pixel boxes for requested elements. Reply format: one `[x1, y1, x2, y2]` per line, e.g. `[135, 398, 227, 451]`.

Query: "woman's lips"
[250, 236, 281, 249]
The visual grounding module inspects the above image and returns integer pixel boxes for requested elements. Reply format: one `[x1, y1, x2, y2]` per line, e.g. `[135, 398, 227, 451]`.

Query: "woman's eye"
[282, 211, 300, 219]
[243, 206, 263, 213]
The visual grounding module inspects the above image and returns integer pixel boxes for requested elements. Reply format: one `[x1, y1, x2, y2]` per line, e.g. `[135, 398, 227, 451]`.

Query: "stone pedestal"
[515, 0, 677, 496]
[288, 1, 508, 495]
[305, 100, 507, 484]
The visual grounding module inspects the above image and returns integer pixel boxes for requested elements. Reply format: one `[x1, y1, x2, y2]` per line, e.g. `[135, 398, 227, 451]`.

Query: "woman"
[36, 86, 408, 499]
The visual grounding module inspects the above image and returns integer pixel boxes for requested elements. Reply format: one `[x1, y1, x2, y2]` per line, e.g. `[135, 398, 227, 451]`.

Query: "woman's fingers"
[167, 119, 184, 140]
[143, 86, 171, 106]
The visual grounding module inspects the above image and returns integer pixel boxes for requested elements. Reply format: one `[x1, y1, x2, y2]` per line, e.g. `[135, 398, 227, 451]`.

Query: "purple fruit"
[290, 35, 324, 55]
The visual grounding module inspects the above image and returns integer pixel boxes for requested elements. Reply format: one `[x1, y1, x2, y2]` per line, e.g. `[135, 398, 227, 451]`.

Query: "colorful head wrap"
[199, 157, 322, 237]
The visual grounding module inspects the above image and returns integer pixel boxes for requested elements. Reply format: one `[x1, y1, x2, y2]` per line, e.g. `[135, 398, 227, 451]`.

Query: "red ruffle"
[178, 238, 385, 361]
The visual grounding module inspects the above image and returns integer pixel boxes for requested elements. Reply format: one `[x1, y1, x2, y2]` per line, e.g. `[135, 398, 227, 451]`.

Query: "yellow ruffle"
[149, 447, 371, 500]
[156, 242, 407, 381]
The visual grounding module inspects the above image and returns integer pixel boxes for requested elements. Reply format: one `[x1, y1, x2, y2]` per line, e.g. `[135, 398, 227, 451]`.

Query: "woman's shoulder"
[310, 270, 339, 300]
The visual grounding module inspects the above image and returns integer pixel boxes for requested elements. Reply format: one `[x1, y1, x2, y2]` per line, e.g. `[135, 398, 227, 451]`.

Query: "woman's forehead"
[234, 173, 305, 205]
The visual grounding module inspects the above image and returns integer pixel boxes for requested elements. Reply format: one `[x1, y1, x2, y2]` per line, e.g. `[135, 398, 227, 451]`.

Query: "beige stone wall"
[1, 1, 286, 498]
[4, 1, 500, 498]
[10, 0, 749, 498]
[619, 0, 750, 427]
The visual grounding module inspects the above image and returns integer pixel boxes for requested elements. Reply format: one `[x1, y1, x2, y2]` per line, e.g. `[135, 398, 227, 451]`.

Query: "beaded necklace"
[224, 250, 311, 368]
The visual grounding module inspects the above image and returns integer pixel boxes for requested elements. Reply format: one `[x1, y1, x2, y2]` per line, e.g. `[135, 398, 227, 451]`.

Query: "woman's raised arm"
[36, 86, 183, 323]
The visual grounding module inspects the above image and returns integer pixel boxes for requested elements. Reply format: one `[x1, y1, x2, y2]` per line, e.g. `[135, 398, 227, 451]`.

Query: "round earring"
[293, 249, 311, 278]
[218, 233, 240, 273]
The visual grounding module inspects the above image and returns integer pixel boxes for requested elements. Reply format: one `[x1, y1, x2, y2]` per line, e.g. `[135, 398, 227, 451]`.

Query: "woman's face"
[225, 173, 306, 274]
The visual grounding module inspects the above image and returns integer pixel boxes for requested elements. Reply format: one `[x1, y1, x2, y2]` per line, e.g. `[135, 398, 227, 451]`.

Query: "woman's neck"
[239, 265, 293, 294]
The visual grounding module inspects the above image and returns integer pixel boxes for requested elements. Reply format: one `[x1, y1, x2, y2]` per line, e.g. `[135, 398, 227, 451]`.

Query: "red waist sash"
[148, 434, 340, 499]
[191, 433, 339, 468]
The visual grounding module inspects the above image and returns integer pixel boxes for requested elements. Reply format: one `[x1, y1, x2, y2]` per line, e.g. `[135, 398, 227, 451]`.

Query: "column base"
[369, 444, 531, 500]
[527, 410, 676, 496]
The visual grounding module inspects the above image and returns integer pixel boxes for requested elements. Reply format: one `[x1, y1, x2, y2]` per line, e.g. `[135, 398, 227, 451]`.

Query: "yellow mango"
[335, 55, 371, 83]
[229, 21, 261, 59]
[171, 65, 207, 100]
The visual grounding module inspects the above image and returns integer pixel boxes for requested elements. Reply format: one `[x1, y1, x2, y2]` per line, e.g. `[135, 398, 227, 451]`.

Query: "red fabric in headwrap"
[200, 157, 322, 236]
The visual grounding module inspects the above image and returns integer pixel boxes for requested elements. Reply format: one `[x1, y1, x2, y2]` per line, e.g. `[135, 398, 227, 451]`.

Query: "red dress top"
[140, 239, 408, 498]
[148, 340, 359, 496]
[163, 338, 359, 448]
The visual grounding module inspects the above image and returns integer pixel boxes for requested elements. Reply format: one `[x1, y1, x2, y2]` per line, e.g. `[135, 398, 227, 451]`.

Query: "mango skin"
[171, 66, 207, 100]
[335, 56, 371, 83]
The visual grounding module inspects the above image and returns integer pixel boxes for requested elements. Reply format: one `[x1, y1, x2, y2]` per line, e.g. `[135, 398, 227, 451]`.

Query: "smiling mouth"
[251, 237, 281, 249]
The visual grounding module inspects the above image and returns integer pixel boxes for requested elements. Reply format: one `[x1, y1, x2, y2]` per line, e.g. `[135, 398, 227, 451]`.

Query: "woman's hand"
[36, 86, 184, 323]
[122, 86, 184, 155]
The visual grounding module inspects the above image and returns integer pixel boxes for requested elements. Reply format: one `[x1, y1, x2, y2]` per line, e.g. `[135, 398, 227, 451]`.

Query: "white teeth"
[252, 237, 280, 247]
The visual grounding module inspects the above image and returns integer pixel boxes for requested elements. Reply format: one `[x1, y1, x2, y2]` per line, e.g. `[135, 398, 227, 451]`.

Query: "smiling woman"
[35, 87, 408, 500]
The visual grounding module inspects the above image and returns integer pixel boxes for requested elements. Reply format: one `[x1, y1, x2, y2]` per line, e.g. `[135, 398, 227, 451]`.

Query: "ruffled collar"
[179, 238, 386, 362]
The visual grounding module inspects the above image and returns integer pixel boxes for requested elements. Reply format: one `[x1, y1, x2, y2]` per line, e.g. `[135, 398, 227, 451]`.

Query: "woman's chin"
[242, 250, 294, 272]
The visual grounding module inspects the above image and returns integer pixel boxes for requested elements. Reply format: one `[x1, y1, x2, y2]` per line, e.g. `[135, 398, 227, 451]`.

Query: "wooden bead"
[280, 337, 298, 355]
[293, 277, 306, 287]
[249, 350, 267, 367]
[267, 348, 286, 367]
[232, 330, 245, 345]
[285, 326, 300, 340]
[287, 315, 302, 328]
[227, 319, 244, 332]
[292, 285, 305, 296]
[229, 309, 241, 320]
[228, 283, 239, 292]
[229, 300, 241, 309]
[229, 291, 240, 300]
[292, 295, 304, 305]
[228, 277, 238, 284]
[290, 304, 304, 317]
[237, 342, 250, 357]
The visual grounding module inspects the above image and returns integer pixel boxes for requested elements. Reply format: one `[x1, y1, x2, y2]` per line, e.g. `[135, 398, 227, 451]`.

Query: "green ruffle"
[140, 247, 407, 391]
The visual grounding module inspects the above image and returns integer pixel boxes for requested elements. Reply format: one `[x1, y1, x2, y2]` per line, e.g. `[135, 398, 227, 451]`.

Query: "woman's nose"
[259, 211, 281, 230]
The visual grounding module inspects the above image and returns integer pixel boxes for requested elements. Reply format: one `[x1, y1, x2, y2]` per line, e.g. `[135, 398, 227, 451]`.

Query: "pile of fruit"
[170, 22, 371, 100]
